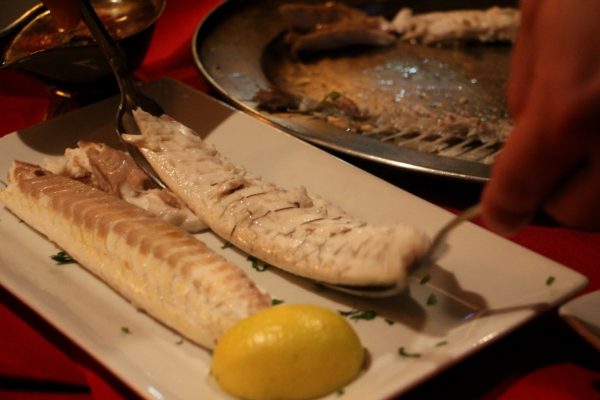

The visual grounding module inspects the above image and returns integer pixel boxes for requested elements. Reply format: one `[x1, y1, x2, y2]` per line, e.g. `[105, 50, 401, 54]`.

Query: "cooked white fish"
[0, 161, 271, 349]
[391, 7, 520, 44]
[279, 2, 395, 55]
[46, 141, 207, 233]
[124, 110, 430, 288]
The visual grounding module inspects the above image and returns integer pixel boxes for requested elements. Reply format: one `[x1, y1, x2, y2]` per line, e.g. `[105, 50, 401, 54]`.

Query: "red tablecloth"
[0, 1, 598, 399]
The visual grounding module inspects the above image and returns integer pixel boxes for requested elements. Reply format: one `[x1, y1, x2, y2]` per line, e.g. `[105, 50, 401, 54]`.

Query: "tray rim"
[190, 0, 505, 183]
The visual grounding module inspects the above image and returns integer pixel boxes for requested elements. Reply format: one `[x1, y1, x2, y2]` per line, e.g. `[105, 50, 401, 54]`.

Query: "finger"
[543, 150, 600, 230]
[481, 96, 585, 235]
[506, 0, 542, 118]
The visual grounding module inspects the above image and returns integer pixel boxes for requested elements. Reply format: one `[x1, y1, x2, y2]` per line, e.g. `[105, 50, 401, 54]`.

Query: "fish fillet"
[0, 161, 271, 349]
[280, 2, 395, 55]
[391, 7, 520, 44]
[124, 110, 430, 288]
[45, 141, 207, 233]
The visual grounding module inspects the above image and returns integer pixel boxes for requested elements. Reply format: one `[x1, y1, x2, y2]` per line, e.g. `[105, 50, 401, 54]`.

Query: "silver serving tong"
[78, 0, 166, 188]
[322, 203, 483, 298]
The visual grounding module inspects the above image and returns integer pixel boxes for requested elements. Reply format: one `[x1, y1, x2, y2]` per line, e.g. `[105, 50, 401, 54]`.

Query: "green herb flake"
[51, 251, 76, 265]
[384, 318, 395, 325]
[271, 299, 284, 306]
[398, 347, 421, 358]
[435, 340, 448, 347]
[546, 276, 556, 286]
[176, 339, 184, 345]
[247, 256, 269, 272]
[336, 388, 345, 396]
[121, 326, 131, 334]
[313, 91, 343, 111]
[338, 309, 377, 321]
[426, 293, 438, 306]
[221, 242, 232, 249]
[247, 255, 257, 268]
[326, 91, 341, 101]
[420, 274, 431, 285]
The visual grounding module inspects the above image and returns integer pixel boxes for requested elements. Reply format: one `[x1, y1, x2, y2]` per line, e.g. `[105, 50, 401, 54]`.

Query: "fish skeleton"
[0, 161, 271, 349]
[124, 110, 430, 288]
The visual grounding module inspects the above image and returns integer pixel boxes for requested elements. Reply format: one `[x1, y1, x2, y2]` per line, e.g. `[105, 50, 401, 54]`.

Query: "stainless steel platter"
[192, 0, 516, 182]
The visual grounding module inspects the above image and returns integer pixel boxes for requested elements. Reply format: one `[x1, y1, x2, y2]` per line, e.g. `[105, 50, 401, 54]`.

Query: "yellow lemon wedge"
[211, 303, 365, 400]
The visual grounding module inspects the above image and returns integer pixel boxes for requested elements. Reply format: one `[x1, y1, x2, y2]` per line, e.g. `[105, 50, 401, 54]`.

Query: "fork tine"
[415, 203, 483, 271]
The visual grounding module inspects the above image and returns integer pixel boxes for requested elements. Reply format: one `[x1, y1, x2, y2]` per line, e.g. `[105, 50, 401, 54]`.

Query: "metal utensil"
[79, 0, 166, 188]
[323, 203, 483, 298]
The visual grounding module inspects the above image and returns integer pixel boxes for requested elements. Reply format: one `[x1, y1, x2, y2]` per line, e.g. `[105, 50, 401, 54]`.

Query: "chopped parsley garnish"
[420, 274, 431, 285]
[546, 276, 556, 286]
[121, 326, 131, 334]
[385, 318, 395, 325]
[338, 309, 377, 321]
[325, 91, 341, 101]
[435, 340, 448, 347]
[426, 293, 438, 306]
[398, 347, 421, 358]
[247, 256, 269, 272]
[221, 242, 232, 249]
[313, 91, 343, 111]
[51, 251, 76, 265]
[271, 299, 284, 306]
[336, 388, 345, 396]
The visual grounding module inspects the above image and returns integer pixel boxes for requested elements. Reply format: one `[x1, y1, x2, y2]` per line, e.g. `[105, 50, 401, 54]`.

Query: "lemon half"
[211, 304, 364, 400]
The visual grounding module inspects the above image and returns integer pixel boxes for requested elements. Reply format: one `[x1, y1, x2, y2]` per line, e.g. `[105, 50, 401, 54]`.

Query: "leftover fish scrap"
[279, 1, 395, 55]
[124, 110, 430, 289]
[45, 141, 207, 233]
[278, 3, 520, 55]
[391, 7, 520, 45]
[0, 161, 271, 349]
[254, 85, 513, 152]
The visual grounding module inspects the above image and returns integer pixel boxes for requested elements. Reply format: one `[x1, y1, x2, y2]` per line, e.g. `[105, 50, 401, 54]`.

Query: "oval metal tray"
[192, 0, 515, 182]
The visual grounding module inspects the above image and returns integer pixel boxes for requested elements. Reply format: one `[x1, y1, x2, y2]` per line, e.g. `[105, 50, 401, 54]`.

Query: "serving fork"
[79, 0, 166, 188]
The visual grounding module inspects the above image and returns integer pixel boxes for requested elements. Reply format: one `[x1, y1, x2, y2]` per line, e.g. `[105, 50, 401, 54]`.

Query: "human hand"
[481, 0, 600, 235]
[42, 0, 80, 29]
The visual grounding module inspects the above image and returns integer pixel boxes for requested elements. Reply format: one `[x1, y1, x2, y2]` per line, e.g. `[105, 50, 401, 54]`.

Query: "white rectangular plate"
[0, 79, 587, 400]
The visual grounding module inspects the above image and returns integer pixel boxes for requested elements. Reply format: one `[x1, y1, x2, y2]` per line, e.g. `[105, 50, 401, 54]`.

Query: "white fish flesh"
[45, 140, 207, 233]
[124, 110, 430, 288]
[391, 7, 520, 44]
[279, 2, 395, 55]
[0, 161, 271, 349]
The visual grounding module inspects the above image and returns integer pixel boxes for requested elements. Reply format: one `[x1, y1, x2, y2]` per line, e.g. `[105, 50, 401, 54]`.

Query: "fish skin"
[124, 110, 430, 288]
[0, 161, 271, 349]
